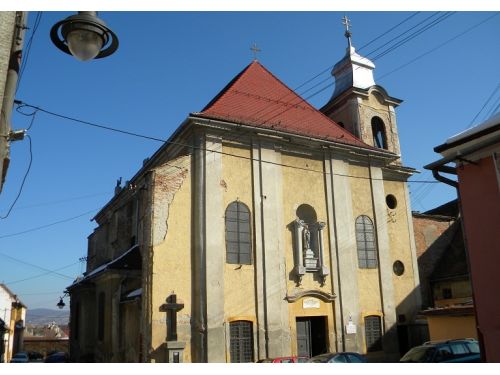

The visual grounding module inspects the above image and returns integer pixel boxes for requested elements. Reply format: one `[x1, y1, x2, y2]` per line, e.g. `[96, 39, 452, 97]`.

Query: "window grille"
[355, 215, 378, 269]
[365, 315, 382, 352]
[225, 201, 252, 264]
[229, 321, 254, 363]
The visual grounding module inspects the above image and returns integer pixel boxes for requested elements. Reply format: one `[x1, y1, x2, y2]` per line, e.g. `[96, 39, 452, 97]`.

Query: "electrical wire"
[467, 83, 500, 128]
[0, 251, 75, 280]
[0, 207, 99, 239]
[17, 11, 42, 93]
[0, 134, 33, 219]
[378, 12, 500, 81]
[357, 12, 421, 52]
[4, 261, 80, 285]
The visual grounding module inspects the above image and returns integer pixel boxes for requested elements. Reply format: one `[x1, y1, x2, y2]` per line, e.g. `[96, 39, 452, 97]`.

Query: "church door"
[296, 316, 327, 357]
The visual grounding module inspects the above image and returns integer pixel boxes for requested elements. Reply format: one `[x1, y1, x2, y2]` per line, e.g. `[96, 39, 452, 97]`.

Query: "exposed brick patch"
[152, 156, 190, 246]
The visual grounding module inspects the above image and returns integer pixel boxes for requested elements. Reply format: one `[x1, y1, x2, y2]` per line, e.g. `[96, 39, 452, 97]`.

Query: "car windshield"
[401, 346, 435, 362]
[13, 353, 27, 358]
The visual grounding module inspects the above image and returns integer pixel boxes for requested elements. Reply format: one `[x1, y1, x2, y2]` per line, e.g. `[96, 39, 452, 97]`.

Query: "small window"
[371, 117, 387, 150]
[355, 216, 378, 269]
[225, 202, 252, 265]
[229, 321, 254, 363]
[393, 260, 405, 276]
[365, 315, 382, 352]
[386, 194, 397, 209]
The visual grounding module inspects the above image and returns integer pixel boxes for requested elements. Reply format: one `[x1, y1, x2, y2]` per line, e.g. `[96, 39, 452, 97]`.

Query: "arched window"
[371, 117, 387, 150]
[355, 215, 377, 269]
[229, 320, 254, 362]
[365, 315, 382, 352]
[225, 201, 252, 265]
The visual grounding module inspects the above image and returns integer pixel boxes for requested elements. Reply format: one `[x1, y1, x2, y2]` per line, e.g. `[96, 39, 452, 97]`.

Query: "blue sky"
[0, 10, 499, 310]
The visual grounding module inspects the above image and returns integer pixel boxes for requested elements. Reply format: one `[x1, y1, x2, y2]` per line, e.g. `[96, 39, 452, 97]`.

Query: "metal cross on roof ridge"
[250, 42, 261, 61]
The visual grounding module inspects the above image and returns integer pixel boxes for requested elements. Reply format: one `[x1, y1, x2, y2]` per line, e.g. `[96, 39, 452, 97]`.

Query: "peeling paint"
[152, 157, 189, 246]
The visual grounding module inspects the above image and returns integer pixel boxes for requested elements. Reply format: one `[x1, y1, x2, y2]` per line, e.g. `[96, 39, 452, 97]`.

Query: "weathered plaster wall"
[150, 157, 191, 362]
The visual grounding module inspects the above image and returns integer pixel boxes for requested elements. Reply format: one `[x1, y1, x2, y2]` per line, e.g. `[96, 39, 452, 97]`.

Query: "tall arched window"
[229, 320, 254, 362]
[355, 215, 378, 269]
[371, 117, 387, 150]
[225, 201, 252, 265]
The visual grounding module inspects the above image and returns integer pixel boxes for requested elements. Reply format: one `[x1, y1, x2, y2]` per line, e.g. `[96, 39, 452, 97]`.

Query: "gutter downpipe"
[193, 132, 207, 362]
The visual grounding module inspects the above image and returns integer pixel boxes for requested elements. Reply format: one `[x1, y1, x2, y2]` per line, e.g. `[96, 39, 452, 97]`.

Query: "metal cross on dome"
[342, 15, 353, 49]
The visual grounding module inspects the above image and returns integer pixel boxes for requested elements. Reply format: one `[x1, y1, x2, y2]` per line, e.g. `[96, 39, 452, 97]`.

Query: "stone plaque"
[302, 298, 320, 309]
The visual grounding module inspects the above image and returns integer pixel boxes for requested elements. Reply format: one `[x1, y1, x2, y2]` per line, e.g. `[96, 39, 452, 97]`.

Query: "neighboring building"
[0, 284, 27, 362]
[0, 11, 27, 193]
[425, 112, 500, 362]
[412, 201, 476, 342]
[68, 31, 422, 363]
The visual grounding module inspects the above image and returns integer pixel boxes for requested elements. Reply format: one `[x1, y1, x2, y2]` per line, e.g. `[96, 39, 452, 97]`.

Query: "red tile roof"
[194, 61, 370, 149]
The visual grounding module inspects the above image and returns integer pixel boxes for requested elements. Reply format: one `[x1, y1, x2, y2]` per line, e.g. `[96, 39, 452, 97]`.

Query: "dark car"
[400, 338, 480, 363]
[307, 352, 367, 363]
[27, 351, 44, 362]
[10, 352, 29, 363]
[44, 351, 69, 363]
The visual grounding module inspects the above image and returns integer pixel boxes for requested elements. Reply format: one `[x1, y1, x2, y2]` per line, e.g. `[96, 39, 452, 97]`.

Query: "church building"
[67, 25, 421, 363]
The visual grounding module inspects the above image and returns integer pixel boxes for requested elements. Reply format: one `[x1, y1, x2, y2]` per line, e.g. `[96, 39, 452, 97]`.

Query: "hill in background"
[26, 308, 70, 326]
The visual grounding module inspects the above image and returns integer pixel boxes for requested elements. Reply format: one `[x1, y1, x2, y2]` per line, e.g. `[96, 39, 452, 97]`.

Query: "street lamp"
[50, 11, 119, 61]
[57, 297, 66, 309]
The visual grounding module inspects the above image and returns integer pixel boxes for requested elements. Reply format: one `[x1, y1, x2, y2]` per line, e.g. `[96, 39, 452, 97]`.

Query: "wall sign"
[302, 298, 320, 309]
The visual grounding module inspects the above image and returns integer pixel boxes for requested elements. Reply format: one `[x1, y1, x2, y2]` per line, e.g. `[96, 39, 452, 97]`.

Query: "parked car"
[27, 351, 44, 362]
[400, 338, 480, 363]
[257, 356, 309, 363]
[307, 352, 367, 363]
[10, 352, 29, 363]
[44, 351, 69, 363]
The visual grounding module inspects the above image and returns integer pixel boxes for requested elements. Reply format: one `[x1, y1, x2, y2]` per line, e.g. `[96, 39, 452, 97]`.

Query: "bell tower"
[321, 16, 403, 161]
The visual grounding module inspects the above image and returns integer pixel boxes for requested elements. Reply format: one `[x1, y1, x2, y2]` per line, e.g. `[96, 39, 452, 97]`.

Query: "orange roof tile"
[195, 61, 370, 149]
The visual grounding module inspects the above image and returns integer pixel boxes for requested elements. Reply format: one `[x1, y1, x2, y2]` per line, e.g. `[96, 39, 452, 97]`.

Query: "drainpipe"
[193, 132, 207, 362]
[0, 11, 28, 192]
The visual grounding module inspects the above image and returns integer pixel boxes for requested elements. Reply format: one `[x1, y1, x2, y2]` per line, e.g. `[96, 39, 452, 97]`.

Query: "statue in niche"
[303, 224, 311, 249]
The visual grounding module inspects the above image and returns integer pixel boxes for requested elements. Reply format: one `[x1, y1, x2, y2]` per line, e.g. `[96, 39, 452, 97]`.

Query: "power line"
[378, 12, 500, 81]
[14, 191, 111, 210]
[357, 12, 421, 52]
[0, 207, 98, 239]
[17, 11, 42, 93]
[0, 252, 75, 280]
[467, 83, 500, 128]
[0, 134, 33, 219]
[4, 261, 80, 285]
